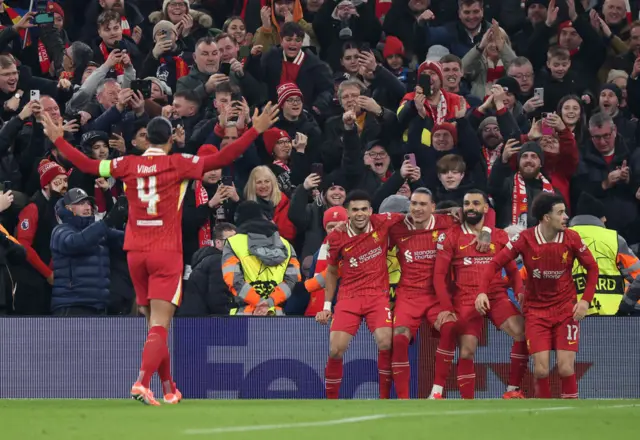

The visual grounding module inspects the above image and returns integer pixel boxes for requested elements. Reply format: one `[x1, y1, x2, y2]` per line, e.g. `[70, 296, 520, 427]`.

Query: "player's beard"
[462, 209, 483, 225]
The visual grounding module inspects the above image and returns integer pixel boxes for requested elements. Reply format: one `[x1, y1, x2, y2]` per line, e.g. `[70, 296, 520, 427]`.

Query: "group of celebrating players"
[38, 101, 597, 403]
[316, 188, 597, 400]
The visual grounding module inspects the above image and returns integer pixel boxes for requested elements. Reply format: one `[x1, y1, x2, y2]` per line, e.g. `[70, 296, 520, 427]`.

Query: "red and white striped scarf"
[482, 145, 502, 176]
[512, 172, 554, 227]
[194, 181, 213, 247]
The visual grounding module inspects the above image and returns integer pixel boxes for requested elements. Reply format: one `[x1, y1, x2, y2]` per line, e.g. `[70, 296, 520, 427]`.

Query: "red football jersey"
[327, 213, 403, 299]
[389, 214, 455, 298]
[482, 226, 598, 317]
[102, 149, 204, 252]
[434, 223, 520, 310]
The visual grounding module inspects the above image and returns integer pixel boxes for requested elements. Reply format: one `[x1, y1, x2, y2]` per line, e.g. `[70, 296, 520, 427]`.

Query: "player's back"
[515, 227, 581, 313]
[110, 152, 203, 253]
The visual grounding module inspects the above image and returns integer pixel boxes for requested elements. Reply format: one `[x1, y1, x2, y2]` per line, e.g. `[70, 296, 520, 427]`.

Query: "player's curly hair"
[531, 193, 566, 222]
[344, 190, 371, 208]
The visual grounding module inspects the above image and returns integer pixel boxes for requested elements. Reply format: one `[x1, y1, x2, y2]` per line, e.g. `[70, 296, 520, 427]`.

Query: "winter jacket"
[461, 44, 517, 101]
[50, 199, 124, 313]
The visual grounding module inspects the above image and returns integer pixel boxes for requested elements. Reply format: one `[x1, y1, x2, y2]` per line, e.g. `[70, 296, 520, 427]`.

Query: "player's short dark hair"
[146, 117, 173, 145]
[344, 190, 371, 208]
[436, 200, 460, 210]
[280, 22, 305, 39]
[411, 187, 433, 200]
[531, 193, 565, 221]
[464, 189, 489, 204]
[214, 222, 236, 240]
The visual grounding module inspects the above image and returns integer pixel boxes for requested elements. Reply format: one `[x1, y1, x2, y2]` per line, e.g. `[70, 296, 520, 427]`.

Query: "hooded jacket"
[49, 199, 124, 312]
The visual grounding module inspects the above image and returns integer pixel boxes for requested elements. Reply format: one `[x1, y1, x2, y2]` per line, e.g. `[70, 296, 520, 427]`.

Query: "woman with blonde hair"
[462, 20, 516, 100]
[244, 166, 297, 241]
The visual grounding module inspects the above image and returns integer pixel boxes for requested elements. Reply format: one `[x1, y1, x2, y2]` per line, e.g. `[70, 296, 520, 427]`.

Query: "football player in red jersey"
[388, 188, 460, 399]
[434, 190, 528, 399]
[41, 104, 280, 405]
[316, 190, 404, 399]
[478, 193, 597, 399]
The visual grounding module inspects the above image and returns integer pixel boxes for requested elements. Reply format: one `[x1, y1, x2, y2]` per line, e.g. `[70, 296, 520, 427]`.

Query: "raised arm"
[201, 102, 280, 173]
[42, 113, 101, 175]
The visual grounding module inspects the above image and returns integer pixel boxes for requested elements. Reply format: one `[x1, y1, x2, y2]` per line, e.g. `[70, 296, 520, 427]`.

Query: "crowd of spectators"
[0, 0, 639, 316]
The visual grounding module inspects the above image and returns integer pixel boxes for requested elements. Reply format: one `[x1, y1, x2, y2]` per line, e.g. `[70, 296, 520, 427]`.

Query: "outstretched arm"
[43, 113, 101, 175]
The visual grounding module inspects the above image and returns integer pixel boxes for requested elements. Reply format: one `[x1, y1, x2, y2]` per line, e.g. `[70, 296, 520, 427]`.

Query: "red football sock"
[535, 376, 552, 398]
[138, 326, 169, 388]
[561, 374, 578, 399]
[457, 358, 475, 399]
[378, 349, 392, 399]
[325, 357, 343, 399]
[434, 322, 456, 389]
[508, 340, 529, 389]
[157, 350, 175, 395]
[391, 334, 411, 399]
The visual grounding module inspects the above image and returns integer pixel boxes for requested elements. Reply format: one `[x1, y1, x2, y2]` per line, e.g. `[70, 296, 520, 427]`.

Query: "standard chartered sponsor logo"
[533, 269, 565, 279]
[358, 246, 383, 263]
[404, 249, 435, 263]
[463, 256, 493, 265]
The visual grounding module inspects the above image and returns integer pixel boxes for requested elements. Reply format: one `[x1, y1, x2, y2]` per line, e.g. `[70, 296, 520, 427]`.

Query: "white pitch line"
[183, 404, 638, 435]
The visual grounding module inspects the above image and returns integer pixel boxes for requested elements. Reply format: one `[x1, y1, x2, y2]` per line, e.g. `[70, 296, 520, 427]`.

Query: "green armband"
[99, 160, 112, 178]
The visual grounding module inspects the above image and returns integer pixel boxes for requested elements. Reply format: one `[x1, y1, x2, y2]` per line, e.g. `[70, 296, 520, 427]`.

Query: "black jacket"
[0, 232, 26, 315]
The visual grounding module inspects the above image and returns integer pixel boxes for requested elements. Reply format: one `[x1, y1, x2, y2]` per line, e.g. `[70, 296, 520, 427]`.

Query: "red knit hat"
[262, 128, 290, 156]
[38, 159, 67, 189]
[383, 36, 405, 59]
[558, 20, 574, 34]
[323, 206, 348, 229]
[432, 122, 458, 145]
[47, 1, 64, 18]
[197, 144, 219, 156]
[417, 60, 444, 85]
[277, 82, 303, 108]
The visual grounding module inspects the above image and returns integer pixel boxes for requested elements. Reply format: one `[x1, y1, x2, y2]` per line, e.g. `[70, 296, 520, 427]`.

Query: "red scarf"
[512, 172, 554, 226]
[482, 145, 502, 176]
[486, 65, 505, 83]
[375, 0, 392, 20]
[280, 50, 305, 86]
[273, 159, 290, 172]
[100, 42, 124, 77]
[159, 55, 189, 79]
[121, 16, 131, 37]
[195, 181, 212, 247]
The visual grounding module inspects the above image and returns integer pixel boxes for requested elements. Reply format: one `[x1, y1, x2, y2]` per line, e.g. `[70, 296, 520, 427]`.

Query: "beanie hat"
[163, 0, 190, 14]
[38, 159, 67, 189]
[262, 128, 290, 156]
[432, 122, 458, 145]
[575, 192, 606, 219]
[518, 141, 545, 167]
[47, 1, 64, 18]
[146, 117, 173, 145]
[320, 174, 347, 193]
[323, 206, 348, 229]
[277, 82, 303, 108]
[425, 45, 449, 63]
[80, 130, 109, 153]
[525, 0, 549, 10]
[197, 144, 219, 156]
[235, 201, 267, 226]
[379, 195, 410, 214]
[478, 116, 498, 133]
[600, 83, 623, 103]
[383, 36, 405, 59]
[558, 20, 574, 34]
[496, 76, 521, 96]
[607, 69, 629, 84]
[144, 76, 173, 96]
[417, 60, 444, 85]
[153, 20, 175, 39]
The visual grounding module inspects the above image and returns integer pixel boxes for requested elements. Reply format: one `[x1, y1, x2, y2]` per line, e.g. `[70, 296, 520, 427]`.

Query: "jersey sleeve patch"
[20, 219, 29, 230]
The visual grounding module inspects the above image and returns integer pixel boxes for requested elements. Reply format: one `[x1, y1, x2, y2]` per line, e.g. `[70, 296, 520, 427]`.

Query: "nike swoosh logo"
[532, 256, 541, 260]
[345, 246, 354, 252]
[568, 341, 577, 345]
[459, 244, 471, 250]
[400, 237, 411, 242]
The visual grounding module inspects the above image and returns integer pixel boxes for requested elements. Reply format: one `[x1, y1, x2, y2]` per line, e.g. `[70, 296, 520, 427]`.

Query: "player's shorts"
[393, 294, 442, 336]
[455, 296, 520, 339]
[331, 296, 392, 336]
[525, 312, 580, 354]
[127, 251, 184, 307]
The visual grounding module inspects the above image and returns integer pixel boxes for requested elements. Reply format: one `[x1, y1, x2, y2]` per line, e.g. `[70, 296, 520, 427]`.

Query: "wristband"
[323, 301, 332, 311]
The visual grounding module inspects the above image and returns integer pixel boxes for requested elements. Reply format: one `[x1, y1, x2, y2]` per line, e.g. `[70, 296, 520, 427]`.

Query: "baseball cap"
[63, 188, 95, 206]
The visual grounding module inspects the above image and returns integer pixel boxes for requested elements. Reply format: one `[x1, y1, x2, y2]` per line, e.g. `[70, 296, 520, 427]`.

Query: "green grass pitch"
[2, 399, 638, 440]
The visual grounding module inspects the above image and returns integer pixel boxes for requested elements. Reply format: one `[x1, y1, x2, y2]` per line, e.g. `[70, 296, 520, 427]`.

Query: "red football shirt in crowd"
[434, 224, 522, 311]
[389, 214, 455, 298]
[481, 226, 598, 317]
[327, 213, 403, 299]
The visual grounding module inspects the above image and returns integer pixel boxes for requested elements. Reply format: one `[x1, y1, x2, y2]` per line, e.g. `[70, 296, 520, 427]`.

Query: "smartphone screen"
[311, 163, 323, 177]
[404, 153, 417, 167]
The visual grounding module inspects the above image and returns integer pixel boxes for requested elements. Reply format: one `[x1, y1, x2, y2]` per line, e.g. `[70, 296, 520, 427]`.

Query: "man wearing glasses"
[574, 112, 640, 242]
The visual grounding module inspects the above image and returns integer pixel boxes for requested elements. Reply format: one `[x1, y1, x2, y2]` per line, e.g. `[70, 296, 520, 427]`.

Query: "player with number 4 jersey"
[41, 104, 280, 406]
[480, 194, 598, 399]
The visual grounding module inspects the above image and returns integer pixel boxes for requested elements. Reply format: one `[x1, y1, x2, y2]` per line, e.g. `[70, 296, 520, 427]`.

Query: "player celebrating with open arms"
[477, 193, 597, 399]
[41, 104, 280, 406]
[434, 190, 529, 399]
[316, 190, 404, 399]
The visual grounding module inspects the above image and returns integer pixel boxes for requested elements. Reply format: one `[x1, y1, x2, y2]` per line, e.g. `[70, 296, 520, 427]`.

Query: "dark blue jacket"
[50, 199, 124, 312]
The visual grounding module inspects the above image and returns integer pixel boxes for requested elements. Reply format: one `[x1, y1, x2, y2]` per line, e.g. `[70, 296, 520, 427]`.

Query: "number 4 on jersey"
[137, 176, 159, 215]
